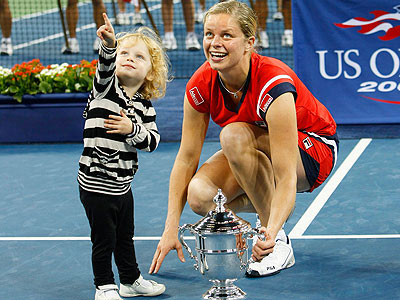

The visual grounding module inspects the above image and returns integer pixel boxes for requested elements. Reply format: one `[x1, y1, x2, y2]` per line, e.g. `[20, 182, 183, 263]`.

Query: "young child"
[77, 13, 169, 300]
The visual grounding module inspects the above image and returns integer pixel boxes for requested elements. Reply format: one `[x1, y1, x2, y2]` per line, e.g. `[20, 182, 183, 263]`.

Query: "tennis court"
[1, 0, 399, 299]
[0, 137, 399, 299]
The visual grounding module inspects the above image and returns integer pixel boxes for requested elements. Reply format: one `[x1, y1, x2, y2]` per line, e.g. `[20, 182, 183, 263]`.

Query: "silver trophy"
[179, 189, 264, 300]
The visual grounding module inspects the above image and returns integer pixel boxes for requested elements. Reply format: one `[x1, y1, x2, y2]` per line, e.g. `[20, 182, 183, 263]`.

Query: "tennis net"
[1, 0, 293, 78]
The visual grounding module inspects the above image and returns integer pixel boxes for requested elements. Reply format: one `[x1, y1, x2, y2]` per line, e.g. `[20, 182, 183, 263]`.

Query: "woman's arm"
[149, 95, 210, 274]
[265, 92, 298, 238]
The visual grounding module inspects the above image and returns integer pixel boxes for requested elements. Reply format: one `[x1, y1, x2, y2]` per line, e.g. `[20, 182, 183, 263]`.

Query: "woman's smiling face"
[203, 13, 252, 73]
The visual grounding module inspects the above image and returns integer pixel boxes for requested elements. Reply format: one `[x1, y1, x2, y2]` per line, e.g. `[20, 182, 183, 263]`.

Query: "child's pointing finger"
[102, 13, 112, 28]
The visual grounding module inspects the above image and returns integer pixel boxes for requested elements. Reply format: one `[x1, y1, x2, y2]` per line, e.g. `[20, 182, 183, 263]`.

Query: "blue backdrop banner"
[292, 0, 400, 124]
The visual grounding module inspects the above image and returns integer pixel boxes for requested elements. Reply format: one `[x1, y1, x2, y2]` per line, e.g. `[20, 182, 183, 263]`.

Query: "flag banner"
[293, 0, 400, 124]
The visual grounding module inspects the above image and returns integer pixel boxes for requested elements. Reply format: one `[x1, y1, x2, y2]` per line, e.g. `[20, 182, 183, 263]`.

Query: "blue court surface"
[0, 137, 399, 300]
[1, 1, 399, 298]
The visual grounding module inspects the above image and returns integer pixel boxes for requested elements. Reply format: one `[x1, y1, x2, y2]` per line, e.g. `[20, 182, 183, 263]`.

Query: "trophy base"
[203, 279, 246, 300]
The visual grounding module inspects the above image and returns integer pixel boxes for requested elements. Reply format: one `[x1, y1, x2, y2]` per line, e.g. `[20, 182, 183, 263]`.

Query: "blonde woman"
[150, 0, 338, 278]
[78, 13, 169, 300]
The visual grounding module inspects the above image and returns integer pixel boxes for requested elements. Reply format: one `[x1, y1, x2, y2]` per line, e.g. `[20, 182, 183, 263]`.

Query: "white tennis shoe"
[120, 274, 166, 297]
[273, 11, 283, 20]
[185, 32, 201, 51]
[95, 284, 122, 300]
[116, 13, 130, 25]
[281, 29, 293, 47]
[162, 33, 177, 51]
[0, 38, 13, 56]
[61, 38, 79, 54]
[195, 8, 205, 23]
[93, 37, 101, 53]
[246, 230, 295, 277]
[255, 31, 269, 49]
[132, 12, 145, 25]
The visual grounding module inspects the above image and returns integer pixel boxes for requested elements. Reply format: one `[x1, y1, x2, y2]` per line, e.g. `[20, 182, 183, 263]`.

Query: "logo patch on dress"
[255, 121, 267, 128]
[259, 94, 273, 113]
[303, 137, 314, 149]
[189, 87, 204, 105]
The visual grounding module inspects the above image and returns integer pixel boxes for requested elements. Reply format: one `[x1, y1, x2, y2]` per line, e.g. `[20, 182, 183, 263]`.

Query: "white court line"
[13, 2, 91, 22]
[0, 236, 194, 241]
[14, 23, 95, 51]
[293, 234, 400, 239]
[289, 138, 372, 239]
[0, 237, 91, 241]
[1, 234, 400, 241]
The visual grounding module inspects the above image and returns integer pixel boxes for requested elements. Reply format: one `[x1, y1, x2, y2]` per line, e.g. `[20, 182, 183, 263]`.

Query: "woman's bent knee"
[187, 178, 216, 216]
[220, 123, 252, 157]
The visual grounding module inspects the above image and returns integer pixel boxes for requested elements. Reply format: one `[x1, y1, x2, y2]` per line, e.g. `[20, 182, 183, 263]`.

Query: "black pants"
[79, 187, 140, 287]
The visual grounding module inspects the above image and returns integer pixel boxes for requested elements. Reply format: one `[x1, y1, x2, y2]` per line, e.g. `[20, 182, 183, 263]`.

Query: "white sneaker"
[117, 13, 130, 25]
[120, 274, 166, 297]
[273, 11, 283, 20]
[61, 37, 80, 54]
[281, 29, 293, 47]
[185, 32, 201, 51]
[93, 37, 101, 53]
[195, 8, 205, 23]
[162, 33, 177, 51]
[0, 38, 13, 56]
[95, 284, 122, 300]
[132, 12, 145, 25]
[246, 230, 295, 277]
[255, 31, 269, 49]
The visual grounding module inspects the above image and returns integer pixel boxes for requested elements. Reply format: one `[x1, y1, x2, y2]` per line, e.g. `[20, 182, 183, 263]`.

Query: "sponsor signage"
[292, 0, 400, 124]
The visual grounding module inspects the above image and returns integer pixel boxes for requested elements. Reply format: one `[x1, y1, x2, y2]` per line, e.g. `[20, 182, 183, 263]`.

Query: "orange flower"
[2, 59, 98, 102]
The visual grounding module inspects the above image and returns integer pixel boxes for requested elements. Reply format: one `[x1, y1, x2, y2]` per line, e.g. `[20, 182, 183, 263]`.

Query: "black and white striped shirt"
[78, 43, 160, 195]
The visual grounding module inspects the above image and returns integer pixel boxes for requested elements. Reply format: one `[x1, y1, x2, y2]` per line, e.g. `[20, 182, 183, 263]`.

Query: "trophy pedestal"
[203, 279, 246, 300]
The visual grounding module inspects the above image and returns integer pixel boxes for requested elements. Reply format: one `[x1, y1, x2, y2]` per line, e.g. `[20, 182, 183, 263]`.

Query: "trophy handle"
[240, 228, 266, 270]
[178, 224, 199, 270]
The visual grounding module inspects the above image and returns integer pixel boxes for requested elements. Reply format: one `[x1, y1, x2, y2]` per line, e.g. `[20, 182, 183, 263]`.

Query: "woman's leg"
[187, 122, 309, 227]
[187, 149, 251, 216]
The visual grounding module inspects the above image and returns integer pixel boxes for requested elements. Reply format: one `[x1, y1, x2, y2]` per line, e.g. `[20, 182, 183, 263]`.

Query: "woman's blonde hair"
[116, 27, 171, 100]
[204, 0, 258, 39]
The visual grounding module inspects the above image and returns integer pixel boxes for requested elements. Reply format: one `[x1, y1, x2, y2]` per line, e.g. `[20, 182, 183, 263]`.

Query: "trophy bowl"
[179, 189, 264, 300]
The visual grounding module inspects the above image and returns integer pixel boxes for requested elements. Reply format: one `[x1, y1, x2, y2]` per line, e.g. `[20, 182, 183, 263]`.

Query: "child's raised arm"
[96, 13, 116, 48]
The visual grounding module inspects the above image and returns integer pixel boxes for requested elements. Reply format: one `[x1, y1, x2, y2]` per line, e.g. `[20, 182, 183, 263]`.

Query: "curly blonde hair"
[116, 27, 171, 100]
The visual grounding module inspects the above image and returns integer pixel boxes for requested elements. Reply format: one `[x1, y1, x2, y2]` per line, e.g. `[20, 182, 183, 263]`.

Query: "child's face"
[116, 38, 152, 87]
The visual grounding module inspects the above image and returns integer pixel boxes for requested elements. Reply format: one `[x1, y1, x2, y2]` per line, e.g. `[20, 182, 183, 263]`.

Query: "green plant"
[0, 59, 97, 102]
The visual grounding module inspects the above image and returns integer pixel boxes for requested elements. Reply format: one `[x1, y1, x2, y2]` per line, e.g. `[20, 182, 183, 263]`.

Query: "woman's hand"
[97, 13, 116, 48]
[104, 110, 133, 135]
[251, 226, 276, 262]
[149, 229, 186, 274]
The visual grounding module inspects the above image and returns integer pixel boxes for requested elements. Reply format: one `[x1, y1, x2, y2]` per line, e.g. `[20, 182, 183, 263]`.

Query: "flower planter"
[0, 79, 224, 144]
[0, 93, 88, 143]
